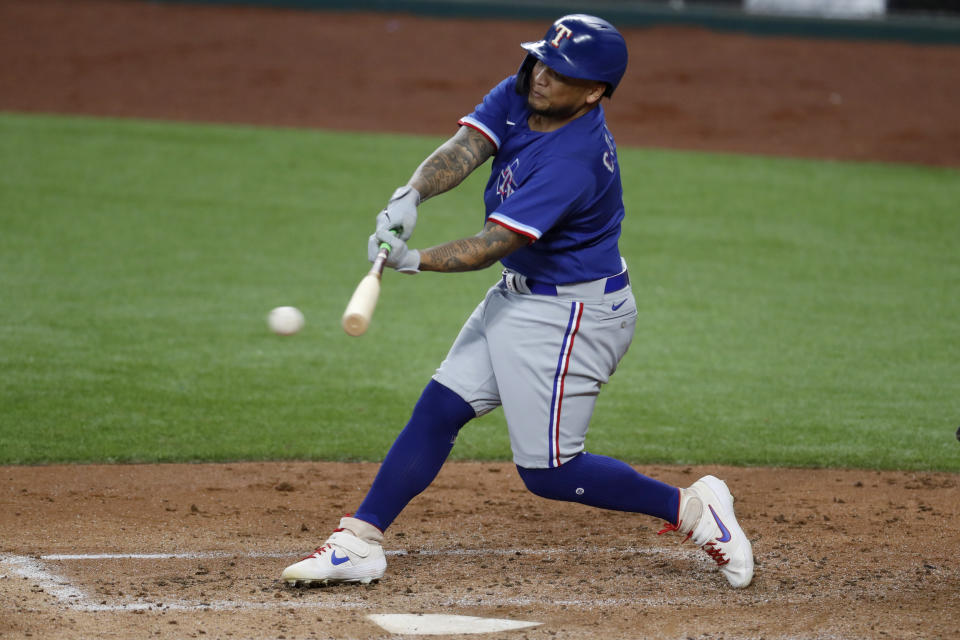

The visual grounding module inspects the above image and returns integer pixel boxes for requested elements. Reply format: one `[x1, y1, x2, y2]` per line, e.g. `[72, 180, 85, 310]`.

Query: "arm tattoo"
[420, 221, 528, 273]
[410, 127, 494, 201]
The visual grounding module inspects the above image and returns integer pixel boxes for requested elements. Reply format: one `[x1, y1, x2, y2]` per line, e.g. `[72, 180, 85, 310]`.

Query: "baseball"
[268, 306, 305, 336]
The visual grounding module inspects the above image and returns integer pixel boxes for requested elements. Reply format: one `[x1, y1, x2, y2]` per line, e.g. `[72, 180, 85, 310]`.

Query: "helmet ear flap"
[515, 55, 537, 96]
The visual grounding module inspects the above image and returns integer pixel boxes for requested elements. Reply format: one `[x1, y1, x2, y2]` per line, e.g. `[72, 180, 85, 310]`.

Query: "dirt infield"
[3, 463, 959, 639]
[1, 1, 959, 638]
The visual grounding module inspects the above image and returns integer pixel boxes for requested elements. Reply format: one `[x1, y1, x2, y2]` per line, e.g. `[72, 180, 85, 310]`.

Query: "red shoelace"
[702, 541, 730, 566]
[299, 528, 346, 561]
[658, 522, 730, 567]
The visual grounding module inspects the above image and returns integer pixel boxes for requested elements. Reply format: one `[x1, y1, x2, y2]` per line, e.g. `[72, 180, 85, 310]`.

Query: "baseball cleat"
[659, 475, 754, 588]
[282, 520, 387, 586]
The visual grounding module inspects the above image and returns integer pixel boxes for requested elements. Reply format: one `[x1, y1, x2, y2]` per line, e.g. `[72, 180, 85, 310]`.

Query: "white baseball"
[268, 306, 305, 336]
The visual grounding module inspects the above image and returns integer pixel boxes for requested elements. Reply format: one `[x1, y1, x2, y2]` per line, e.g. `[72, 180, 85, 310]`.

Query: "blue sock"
[354, 380, 475, 532]
[516, 452, 680, 523]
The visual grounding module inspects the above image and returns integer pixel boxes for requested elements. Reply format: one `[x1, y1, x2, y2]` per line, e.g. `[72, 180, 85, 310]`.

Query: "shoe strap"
[677, 490, 703, 537]
[326, 530, 375, 558]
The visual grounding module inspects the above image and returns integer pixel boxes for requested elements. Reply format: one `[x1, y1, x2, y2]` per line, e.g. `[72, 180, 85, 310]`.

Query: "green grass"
[1, 112, 958, 470]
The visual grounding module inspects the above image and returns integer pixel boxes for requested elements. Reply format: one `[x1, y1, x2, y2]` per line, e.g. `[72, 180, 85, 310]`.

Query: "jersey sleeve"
[457, 76, 516, 152]
[487, 157, 594, 241]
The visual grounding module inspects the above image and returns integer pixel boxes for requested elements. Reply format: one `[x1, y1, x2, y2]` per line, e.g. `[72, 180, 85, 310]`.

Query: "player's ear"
[585, 82, 606, 105]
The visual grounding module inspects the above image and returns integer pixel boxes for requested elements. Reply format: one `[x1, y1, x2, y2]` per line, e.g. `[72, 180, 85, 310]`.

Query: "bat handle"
[370, 230, 397, 276]
[370, 242, 390, 276]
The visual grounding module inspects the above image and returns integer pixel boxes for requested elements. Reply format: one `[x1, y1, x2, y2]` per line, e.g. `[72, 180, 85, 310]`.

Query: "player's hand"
[375, 185, 420, 241]
[369, 228, 420, 274]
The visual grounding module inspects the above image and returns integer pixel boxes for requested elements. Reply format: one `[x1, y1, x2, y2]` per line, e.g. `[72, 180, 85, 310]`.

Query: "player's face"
[526, 60, 605, 121]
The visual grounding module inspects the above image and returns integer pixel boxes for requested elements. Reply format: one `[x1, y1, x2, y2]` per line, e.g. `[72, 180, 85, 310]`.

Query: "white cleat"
[660, 475, 754, 588]
[282, 517, 386, 586]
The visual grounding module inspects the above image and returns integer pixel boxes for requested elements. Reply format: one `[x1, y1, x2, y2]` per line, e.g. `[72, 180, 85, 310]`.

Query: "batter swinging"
[282, 14, 754, 589]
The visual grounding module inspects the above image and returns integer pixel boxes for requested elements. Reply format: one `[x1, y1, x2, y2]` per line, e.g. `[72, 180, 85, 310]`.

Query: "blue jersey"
[459, 75, 625, 284]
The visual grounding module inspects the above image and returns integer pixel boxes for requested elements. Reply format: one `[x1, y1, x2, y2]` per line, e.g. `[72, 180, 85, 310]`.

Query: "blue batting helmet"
[516, 14, 628, 98]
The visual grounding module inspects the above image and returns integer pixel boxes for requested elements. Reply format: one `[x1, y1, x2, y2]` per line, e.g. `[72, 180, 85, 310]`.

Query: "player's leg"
[517, 456, 753, 588]
[488, 287, 753, 588]
[280, 380, 474, 586]
[352, 379, 476, 531]
[516, 452, 679, 520]
[352, 285, 505, 533]
[282, 287, 502, 585]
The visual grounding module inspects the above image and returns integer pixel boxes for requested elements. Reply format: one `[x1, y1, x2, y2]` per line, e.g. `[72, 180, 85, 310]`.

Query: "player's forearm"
[418, 221, 527, 273]
[408, 127, 494, 202]
[419, 237, 502, 272]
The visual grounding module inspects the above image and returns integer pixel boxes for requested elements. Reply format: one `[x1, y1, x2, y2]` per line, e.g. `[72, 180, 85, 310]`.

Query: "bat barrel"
[342, 310, 371, 336]
[341, 272, 383, 336]
[341, 240, 391, 337]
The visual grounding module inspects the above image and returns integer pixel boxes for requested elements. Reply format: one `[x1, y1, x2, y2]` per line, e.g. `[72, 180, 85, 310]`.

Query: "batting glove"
[369, 228, 420, 274]
[375, 185, 420, 241]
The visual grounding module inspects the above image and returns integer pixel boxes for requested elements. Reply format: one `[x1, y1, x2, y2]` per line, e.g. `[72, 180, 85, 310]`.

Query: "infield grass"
[1, 112, 957, 470]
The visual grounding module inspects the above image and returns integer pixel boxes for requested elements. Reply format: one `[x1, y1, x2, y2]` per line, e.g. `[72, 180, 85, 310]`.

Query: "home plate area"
[4, 551, 544, 632]
[368, 613, 540, 635]
[4, 528, 954, 639]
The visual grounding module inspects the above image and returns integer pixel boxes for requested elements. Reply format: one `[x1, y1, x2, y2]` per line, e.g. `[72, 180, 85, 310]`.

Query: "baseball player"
[283, 14, 753, 589]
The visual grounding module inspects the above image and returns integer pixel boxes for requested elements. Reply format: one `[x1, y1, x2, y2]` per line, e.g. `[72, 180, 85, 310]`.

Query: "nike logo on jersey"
[506, 119, 516, 126]
[330, 551, 350, 566]
[709, 505, 732, 543]
[611, 299, 627, 311]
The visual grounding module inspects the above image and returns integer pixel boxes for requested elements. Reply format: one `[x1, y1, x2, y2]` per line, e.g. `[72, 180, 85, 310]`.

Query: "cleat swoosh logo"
[709, 505, 732, 543]
[611, 299, 627, 311]
[330, 551, 350, 566]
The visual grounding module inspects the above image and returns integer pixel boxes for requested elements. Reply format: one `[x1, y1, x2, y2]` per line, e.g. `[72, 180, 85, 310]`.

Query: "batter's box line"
[1, 553, 87, 604]
[0, 552, 352, 613]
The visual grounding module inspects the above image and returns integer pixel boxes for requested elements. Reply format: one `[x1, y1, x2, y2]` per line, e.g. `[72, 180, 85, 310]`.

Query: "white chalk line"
[1, 546, 710, 613]
[1, 553, 87, 603]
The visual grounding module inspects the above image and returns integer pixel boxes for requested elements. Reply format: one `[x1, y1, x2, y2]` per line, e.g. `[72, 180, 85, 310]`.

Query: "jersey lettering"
[550, 24, 573, 47]
[496, 158, 520, 201]
[602, 130, 617, 173]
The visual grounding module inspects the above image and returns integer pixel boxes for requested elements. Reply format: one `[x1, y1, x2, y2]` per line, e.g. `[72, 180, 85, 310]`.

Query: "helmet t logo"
[549, 24, 573, 48]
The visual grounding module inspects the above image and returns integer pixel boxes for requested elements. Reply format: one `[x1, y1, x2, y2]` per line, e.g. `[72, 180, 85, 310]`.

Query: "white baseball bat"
[341, 241, 391, 337]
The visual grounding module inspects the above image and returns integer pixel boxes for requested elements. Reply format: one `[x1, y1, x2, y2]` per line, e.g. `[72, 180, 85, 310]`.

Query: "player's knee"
[410, 380, 476, 436]
[515, 464, 562, 500]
